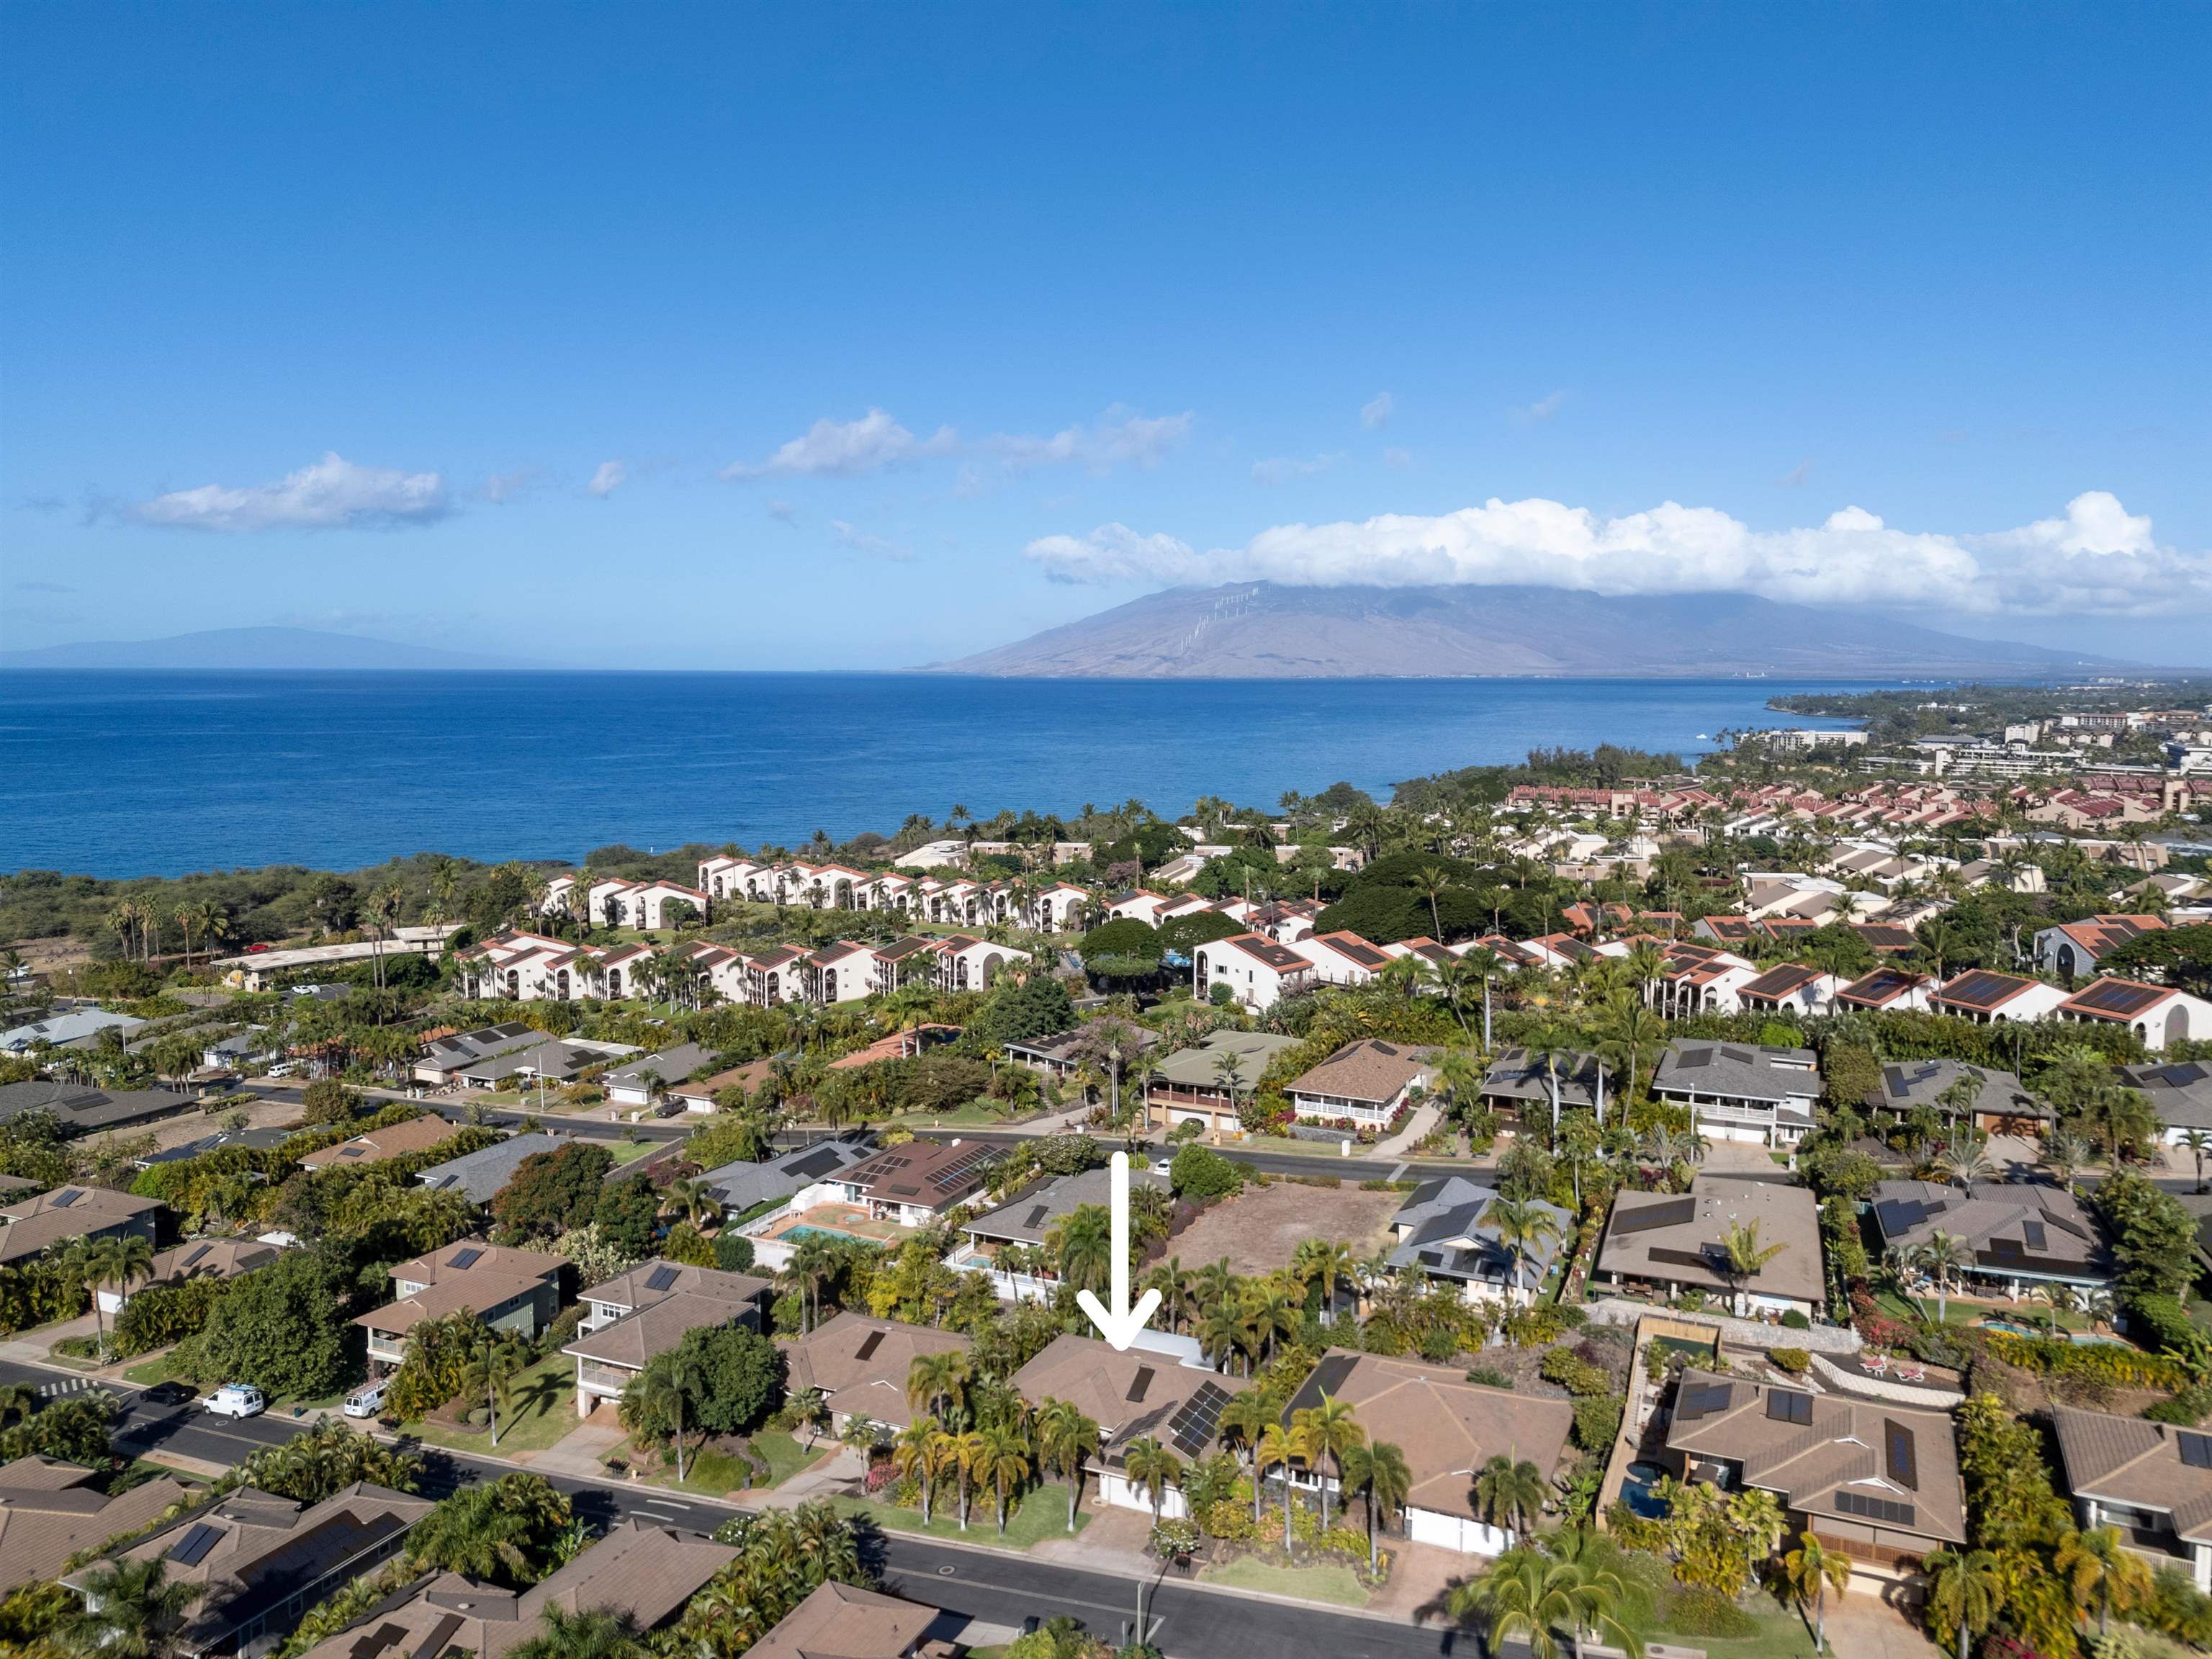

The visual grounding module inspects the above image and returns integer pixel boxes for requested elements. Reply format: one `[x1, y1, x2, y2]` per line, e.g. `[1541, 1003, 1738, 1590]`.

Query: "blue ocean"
[0, 672, 1885, 877]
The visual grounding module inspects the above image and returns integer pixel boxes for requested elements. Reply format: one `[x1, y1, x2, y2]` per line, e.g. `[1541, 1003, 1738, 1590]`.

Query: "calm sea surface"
[0, 671, 1887, 877]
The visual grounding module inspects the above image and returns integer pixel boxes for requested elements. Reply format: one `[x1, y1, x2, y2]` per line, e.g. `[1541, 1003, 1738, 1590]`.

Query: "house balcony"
[577, 1361, 637, 1395]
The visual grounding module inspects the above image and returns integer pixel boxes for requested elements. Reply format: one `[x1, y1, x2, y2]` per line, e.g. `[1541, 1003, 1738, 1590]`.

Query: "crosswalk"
[36, 1375, 98, 1399]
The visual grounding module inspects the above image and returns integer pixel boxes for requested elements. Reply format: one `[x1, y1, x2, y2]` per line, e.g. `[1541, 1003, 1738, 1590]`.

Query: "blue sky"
[4, 2, 2208, 667]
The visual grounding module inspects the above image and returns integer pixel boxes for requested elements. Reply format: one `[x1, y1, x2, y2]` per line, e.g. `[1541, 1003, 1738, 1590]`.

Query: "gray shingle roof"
[413, 1133, 562, 1203]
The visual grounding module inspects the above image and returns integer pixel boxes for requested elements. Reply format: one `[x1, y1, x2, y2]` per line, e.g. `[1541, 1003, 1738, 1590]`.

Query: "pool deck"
[755, 1202, 908, 1247]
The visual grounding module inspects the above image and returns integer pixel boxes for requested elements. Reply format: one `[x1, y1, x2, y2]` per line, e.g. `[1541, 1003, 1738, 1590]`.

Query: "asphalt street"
[6, 1359, 1468, 1658]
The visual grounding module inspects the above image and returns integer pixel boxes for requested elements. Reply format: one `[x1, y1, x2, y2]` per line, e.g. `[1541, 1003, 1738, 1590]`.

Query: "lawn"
[1872, 1290, 2087, 1331]
[1200, 1555, 1370, 1608]
[606, 1138, 662, 1165]
[889, 1099, 1012, 1129]
[665, 1431, 824, 1496]
[1649, 1595, 1816, 1659]
[123, 1351, 192, 1386]
[826, 1482, 1092, 1550]
[405, 1352, 576, 1457]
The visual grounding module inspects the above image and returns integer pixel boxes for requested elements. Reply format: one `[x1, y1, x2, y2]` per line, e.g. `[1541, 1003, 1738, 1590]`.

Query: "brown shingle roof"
[299, 1115, 464, 1169]
[1287, 1040, 1432, 1106]
[1009, 1334, 1250, 1454]
[2054, 1406, 2212, 1542]
[783, 1313, 972, 1432]
[0, 1458, 188, 1593]
[749, 1581, 940, 1659]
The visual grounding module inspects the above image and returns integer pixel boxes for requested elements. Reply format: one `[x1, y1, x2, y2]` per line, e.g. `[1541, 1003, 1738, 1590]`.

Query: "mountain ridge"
[929, 583, 2136, 678]
[0, 626, 541, 671]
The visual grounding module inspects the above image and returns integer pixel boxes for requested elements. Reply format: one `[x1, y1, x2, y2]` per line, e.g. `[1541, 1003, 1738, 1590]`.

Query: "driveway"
[1823, 1577, 1946, 1659]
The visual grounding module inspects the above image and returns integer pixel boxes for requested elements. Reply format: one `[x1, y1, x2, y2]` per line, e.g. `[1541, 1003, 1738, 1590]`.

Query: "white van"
[205, 1383, 265, 1419]
[343, 1379, 388, 1419]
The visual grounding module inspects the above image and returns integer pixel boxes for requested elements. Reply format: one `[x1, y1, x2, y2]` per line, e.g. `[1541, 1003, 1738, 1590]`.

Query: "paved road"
[8, 1359, 1465, 1658]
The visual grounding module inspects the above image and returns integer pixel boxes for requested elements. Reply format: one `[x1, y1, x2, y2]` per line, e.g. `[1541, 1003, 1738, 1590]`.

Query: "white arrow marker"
[1075, 1150, 1162, 1351]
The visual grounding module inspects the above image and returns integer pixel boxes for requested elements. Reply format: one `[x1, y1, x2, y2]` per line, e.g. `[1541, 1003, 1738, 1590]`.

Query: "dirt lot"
[1166, 1180, 1403, 1277]
[82, 1095, 306, 1160]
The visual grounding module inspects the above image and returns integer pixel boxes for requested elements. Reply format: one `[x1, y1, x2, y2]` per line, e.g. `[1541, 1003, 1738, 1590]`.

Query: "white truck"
[204, 1382, 265, 1419]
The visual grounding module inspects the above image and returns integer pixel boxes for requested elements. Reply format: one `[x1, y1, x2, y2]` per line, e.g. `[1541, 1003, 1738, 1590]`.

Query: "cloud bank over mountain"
[1024, 490, 2204, 618]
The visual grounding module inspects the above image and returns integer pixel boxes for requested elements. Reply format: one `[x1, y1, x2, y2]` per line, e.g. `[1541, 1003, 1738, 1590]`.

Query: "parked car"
[204, 1382, 265, 1419]
[343, 1379, 388, 1419]
[138, 1381, 197, 1409]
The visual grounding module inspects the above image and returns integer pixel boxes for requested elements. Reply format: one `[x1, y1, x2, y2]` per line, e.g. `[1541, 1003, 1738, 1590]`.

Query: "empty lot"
[1166, 1181, 1403, 1277]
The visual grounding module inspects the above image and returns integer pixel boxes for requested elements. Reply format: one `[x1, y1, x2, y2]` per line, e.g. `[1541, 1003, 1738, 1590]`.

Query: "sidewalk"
[1370, 1103, 1441, 1161]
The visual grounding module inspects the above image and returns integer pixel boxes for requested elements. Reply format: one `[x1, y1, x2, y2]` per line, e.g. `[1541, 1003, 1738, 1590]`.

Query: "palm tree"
[1446, 1540, 1643, 1659]
[2181, 1128, 2212, 1193]
[1783, 1528, 1851, 1654]
[949, 1429, 989, 1531]
[2041, 1126, 2088, 1195]
[2056, 1524, 2154, 1639]
[979, 1425, 1031, 1536]
[1339, 1439, 1411, 1573]
[1036, 1399, 1100, 1530]
[1923, 1545, 2004, 1659]
[505, 1604, 644, 1659]
[632, 1350, 705, 1482]
[782, 1234, 838, 1334]
[893, 1416, 945, 1525]
[77, 1233, 154, 1357]
[907, 1351, 969, 1428]
[1199, 1298, 1248, 1376]
[1290, 1393, 1365, 1530]
[1487, 1195, 1565, 1303]
[1254, 1423, 1299, 1545]
[1473, 1454, 1549, 1540]
[1121, 1437, 1182, 1524]
[1246, 1285, 1300, 1367]
[1210, 1051, 1249, 1126]
[1413, 865, 1453, 941]
[1139, 1256, 1191, 1334]
[461, 1329, 534, 1449]
[1717, 1220, 1786, 1317]
[1942, 1141, 1995, 1190]
[1294, 1238, 1356, 1324]
[1047, 1204, 1115, 1297]
[1521, 1022, 1581, 1148]
[1729, 1486, 1789, 1583]
[1910, 1229, 1974, 1323]
[62, 1557, 204, 1659]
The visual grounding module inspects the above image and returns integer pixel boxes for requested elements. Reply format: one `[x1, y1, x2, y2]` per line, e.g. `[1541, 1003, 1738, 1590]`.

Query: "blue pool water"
[1621, 1460, 1671, 1519]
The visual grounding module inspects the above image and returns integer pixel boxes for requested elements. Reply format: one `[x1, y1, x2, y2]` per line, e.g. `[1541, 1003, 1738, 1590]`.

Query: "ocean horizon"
[0, 669, 1890, 878]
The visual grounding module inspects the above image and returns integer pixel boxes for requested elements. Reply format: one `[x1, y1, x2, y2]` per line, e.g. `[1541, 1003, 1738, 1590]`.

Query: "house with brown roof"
[2052, 1406, 2212, 1589]
[1928, 969, 2071, 1025]
[1191, 932, 1316, 1012]
[1735, 963, 1840, 1017]
[1281, 1349, 1575, 1555]
[1285, 1039, 1434, 1130]
[291, 1519, 738, 1659]
[834, 1139, 1001, 1226]
[354, 1239, 566, 1370]
[0, 1456, 189, 1592]
[1864, 1058, 2046, 1135]
[1662, 1367, 1964, 1575]
[783, 1312, 974, 1437]
[566, 1262, 774, 1417]
[1143, 1029, 1301, 1136]
[0, 1183, 162, 1266]
[66, 1483, 435, 1658]
[1868, 1179, 2113, 1299]
[1596, 1174, 1825, 1319]
[1010, 1333, 1252, 1520]
[750, 1581, 949, 1659]
[99, 1236, 287, 1316]
[1835, 965, 1936, 1013]
[2033, 914, 2165, 980]
[297, 1114, 464, 1170]
[2056, 979, 2212, 1053]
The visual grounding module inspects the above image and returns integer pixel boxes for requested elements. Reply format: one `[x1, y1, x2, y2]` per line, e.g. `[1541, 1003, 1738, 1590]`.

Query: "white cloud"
[830, 520, 913, 562]
[135, 453, 449, 531]
[986, 408, 1193, 475]
[724, 409, 956, 479]
[588, 460, 628, 498]
[1251, 452, 1344, 486]
[1360, 392, 1393, 430]
[1509, 390, 1569, 426]
[1022, 491, 2210, 617]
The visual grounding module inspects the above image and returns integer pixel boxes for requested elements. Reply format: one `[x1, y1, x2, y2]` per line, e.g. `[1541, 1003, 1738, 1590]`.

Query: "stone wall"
[1581, 1296, 1863, 1354]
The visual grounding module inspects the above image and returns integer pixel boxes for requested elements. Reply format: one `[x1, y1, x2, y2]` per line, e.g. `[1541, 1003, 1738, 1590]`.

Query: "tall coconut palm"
[1783, 1529, 1852, 1654]
[1923, 1545, 2004, 1659]
[1035, 1400, 1100, 1530]
[1199, 1298, 1249, 1377]
[1487, 1195, 1565, 1304]
[1910, 1229, 1974, 1324]
[1290, 1393, 1365, 1530]
[1138, 1256, 1191, 1334]
[1718, 1220, 1786, 1317]
[946, 1429, 989, 1532]
[1293, 1238, 1356, 1324]
[78, 1233, 154, 1357]
[1445, 1540, 1642, 1659]
[893, 1416, 945, 1526]
[907, 1351, 970, 1428]
[1339, 1439, 1411, 1573]
[1254, 1424, 1299, 1546]
[979, 1426, 1031, 1536]
[1521, 1022, 1578, 1148]
[506, 1604, 644, 1659]
[1046, 1203, 1115, 1297]
[461, 1329, 534, 1449]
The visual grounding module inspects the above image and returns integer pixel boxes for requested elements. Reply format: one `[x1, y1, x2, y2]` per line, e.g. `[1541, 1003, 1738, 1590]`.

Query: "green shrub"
[1779, 1308, 1811, 1331]
[1768, 1346, 1812, 1374]
[1538, 1346, 1611, 1397]
[1465, 1365, 1514, 1390]
[1572, 1394, 1624, 1454]
[114, 1276, 227, 1358]
[714, 1233, 756, 1273]
[1169, 1143, 1244, 1200]
[1985, 1331, 2190, 1390]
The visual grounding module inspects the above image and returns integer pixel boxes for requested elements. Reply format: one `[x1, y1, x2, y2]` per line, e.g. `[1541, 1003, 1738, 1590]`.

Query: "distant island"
[0, 626, 541, 671]
[930, 582, 2137, 679]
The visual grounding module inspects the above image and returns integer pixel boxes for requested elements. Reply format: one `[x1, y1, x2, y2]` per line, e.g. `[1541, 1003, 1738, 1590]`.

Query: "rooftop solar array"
[1884, 1419, 1919, 1490]
[166, 1521, 222, 1567]
[2179, 1431, 2212, 1469]
[1127, 1366, 1156, 1404]
[1676, 1382, 1734, 1421]
[2068, 979, 2166, 1017]
[50, 1189, 82, 1209]
[1766, 1390, 1814, 1426]
[1167, 1380, 1233, 1458]
[785, 1146, 847, 1180]
[1613, 1196, 1697, 1236]
[179, 1244, 212, 1269]
[644, 1264, 680, 1292]
[1937, 971, 2028, 1009]
[1835, 1491, 1915, 1527]
[853, 1329, 885, 1362]
[449, 1246, 483, 1271]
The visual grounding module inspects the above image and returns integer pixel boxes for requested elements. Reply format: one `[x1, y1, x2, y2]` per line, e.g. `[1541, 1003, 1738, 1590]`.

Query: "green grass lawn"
[752, 1431, 823, 1485]
[825, 1482, 1092, 1550]
[1873, 1290, 2087, 1331]
[1200, 1555, 1370, 1608]
[606, 1138, 661, 1165]
[663, 1431, 824, 1496]
[1650, 1595, 1816, 1659]
[404, 1353, 576, 1457]
[123, 1351, 192, 1386]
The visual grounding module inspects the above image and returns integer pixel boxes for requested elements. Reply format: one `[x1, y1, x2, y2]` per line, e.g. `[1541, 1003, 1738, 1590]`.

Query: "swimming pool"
[1620, 1460, 1671, 1519]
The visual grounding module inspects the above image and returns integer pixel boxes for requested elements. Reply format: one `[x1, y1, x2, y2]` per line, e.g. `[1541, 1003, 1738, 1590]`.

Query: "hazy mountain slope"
[0, 627, 537, 670]
[931, 583, 2129, 678]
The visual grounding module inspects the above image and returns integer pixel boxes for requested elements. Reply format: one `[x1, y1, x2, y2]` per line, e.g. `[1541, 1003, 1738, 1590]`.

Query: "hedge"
[1982, 1331, 2190, 1390]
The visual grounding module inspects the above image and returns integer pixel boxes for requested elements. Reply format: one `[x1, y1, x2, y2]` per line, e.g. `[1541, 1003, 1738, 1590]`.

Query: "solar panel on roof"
[1874, 1199, 1929, 1238]
[2179, 1431, 2212, 1469]
[338, 1146, 364, 1158]
[179, 1244, 212, 1269]
[1022, 1205, 1052, 1229]
[1675, 1382, 1732, 1421]
[51, 1189, 82, 1209]
[1127, 1367, 1156, 1404]
[1885, 1420, 1919, 1490]
[644, 1264, 680, 1292]
[786, 1146, 845, 1180]
[1836, 1491, 1915, 1527]
[166, 1521, 222, 1567]
[1167, 1380, 1233, 1457]
[1614, 1196, 1697, 1236]
[2023, 1221, 2047, 1251]
[449, 1247, 483, 1271]
[1766, 1390, 1813, 1426]
[853, 1330, 885, 1362]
